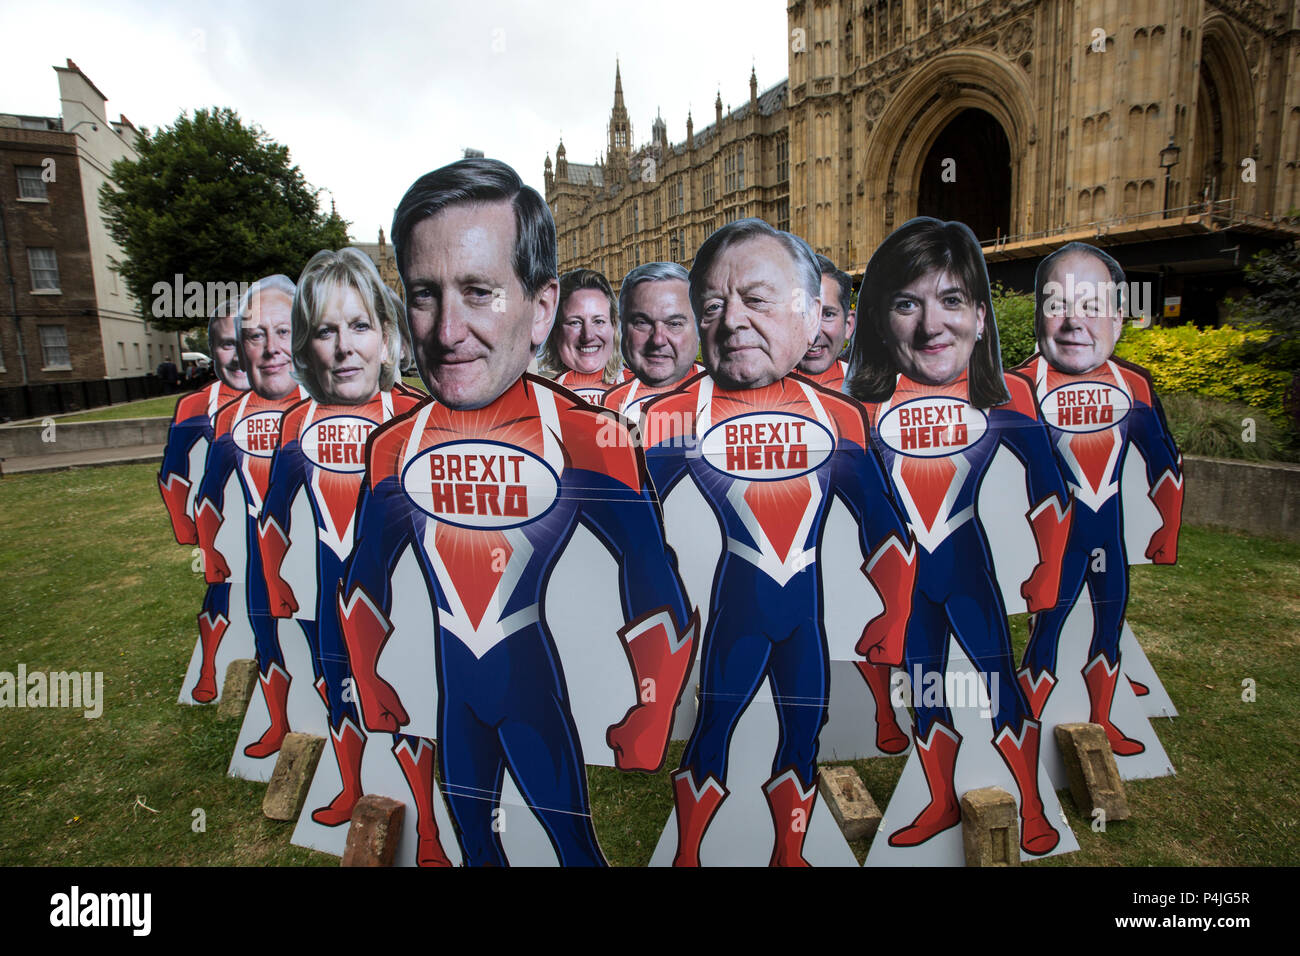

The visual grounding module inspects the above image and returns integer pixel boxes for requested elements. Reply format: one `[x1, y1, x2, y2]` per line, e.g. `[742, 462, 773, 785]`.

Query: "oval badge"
[1041, 381, 1131, 434]
[569, 386, 606, 405]
[232, 410, 283, 458]
[401, 440, 559, 530]
[301, 415, 376, 474]
[700, 412, 834, 481]
[877, 397, 988, 458]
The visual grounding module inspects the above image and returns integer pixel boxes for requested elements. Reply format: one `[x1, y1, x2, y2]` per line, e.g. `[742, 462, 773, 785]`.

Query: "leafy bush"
[991, 283, 1037, 371]
[1157, 393, 1295, 462]
[1113, 325, 1291, 433]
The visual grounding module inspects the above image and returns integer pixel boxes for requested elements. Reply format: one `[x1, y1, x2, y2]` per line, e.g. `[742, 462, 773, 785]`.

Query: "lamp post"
[1160, 141, 1181, 216]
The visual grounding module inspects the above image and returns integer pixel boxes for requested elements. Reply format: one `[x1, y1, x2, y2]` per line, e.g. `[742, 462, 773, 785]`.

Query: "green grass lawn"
[45, 393, 184, 423]
[0, 461, 1296, 865]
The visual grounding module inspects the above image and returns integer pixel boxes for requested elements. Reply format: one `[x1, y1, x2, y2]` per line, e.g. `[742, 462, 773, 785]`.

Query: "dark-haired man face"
[211, 311, 248, 390]
[404, 201, 558, 409]
[799, 273, 855, 375]
[697, 236, 819, 390]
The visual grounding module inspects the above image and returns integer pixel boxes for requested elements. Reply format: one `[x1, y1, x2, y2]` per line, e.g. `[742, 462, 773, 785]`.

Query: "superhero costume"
[1016, 354, 1183, 755]
[195, 385, 309, 760]
[159, 379, 246, 703]
[799, 359, 848, 392]
[641, 372, 916, 866]
[337, 374, 696, 866]
[863, 371, 1072, 855]
[256, 388, 451, 863]
[601, 365, 703, 419]
[553, 367, 632, 404]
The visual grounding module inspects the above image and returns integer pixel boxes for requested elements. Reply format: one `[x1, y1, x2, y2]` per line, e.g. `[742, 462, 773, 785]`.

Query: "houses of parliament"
[543, 0, 1300, 320]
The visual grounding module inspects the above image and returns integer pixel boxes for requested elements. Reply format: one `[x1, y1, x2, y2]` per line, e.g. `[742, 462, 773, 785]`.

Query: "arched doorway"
[916, 108, 1012, 241]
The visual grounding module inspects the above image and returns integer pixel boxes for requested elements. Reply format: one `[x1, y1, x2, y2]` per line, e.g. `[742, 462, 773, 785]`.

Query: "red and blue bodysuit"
[337, 374, 697, 866]
[863, 371, 1072, 855]
[194, 385, 308, 759]
[800, 358, 848, 392]
[1015, 354, 1183, 753]
[641, 372, 916, 866]
[255, 388, 453, 864]
[600, 365, 703, 420]
[159, 379, 246, 703]
[553, 367, 632, 405]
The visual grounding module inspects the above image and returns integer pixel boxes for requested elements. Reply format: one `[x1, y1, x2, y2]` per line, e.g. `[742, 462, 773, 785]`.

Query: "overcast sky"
[1, 0, 790, 243]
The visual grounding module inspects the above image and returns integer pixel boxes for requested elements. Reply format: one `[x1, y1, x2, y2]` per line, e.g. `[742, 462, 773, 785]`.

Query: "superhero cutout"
[601, 364, 701, 419]
[1014, 242, 1183, 783]
[553, 366, 632, 404]
[801, 359, 848, 392]
[642, 372, 917, 866]
[194, 276, 312, 777]
[635, 221, 916, 867]
[335, 159, 698, 866]
[337, 375, 697, 865]
[254, 247, 455, 865]
[849, 218, 1078, 865]
[159, 375, 247, 704]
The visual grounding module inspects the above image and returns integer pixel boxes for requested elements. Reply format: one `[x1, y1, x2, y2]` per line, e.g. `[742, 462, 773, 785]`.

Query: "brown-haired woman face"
[885, 266, 985, 387]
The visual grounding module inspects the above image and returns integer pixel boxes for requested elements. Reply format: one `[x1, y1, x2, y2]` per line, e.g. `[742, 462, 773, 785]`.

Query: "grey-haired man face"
[697, 236, 820, 390]
[623, 278, 698, 387]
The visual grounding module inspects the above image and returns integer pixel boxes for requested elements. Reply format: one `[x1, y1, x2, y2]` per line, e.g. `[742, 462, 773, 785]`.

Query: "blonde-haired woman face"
[557, 288, 615, 375]
[308, 282, 388, 405]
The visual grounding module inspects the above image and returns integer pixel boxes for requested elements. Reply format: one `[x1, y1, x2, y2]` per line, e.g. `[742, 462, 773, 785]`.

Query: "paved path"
[1, 444, 164, 475]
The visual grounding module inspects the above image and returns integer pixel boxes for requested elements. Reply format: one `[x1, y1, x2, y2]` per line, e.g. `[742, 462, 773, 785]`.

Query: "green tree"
[1230, 241, 1300, 431]
[99, 107, 349, 332]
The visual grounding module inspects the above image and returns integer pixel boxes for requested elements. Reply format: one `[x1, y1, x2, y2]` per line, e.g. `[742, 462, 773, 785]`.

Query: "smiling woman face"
[557, 288, 614, 375]
[308, 282, 387, 405]
[885, 267, 985, 387]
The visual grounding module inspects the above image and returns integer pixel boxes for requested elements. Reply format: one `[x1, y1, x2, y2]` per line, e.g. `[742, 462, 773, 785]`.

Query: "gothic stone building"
[547, 0, 1300, 321]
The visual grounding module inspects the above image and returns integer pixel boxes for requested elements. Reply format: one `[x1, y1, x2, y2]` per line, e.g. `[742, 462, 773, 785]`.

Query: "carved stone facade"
[549, 1, 1300, 297]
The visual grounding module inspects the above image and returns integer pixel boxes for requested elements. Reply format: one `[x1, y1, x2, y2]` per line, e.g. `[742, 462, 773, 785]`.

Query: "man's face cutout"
[403, 200, 558, 410]
[697, 235, 820, 390]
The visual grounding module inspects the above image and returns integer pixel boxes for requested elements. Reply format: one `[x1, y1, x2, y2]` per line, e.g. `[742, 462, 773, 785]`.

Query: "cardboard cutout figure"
[642, 219, 916, 866]
[336, 159, 697, 866]
[601, 262, 703, 418]
[539, 268, 632, 403]
[194, 275, 311, 773]
[795, 254, 856, 392]
[159, 305, 250, 704]
[250, 250, 454, 865]
[848, 218, 1075, 861]
[1015, 242, 1183, 780]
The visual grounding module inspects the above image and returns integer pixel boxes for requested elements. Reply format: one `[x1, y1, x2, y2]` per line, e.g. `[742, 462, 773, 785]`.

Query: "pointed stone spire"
[687, 109, 694, 150]
[750, 65, 758, 109]
[715, 89, 723, 125]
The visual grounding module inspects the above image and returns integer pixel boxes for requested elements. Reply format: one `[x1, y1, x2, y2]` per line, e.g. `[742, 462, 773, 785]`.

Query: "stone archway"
[1191, 17, 1255, 208]
[916, 108, 1012, 241]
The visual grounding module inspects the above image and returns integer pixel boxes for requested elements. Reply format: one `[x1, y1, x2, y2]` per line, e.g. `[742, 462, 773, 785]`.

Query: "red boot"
[312, 718, 366, 826]
[395, 738, 452, 867]
[994, 719, 1060, 856]
[1083, 654, 1145, 756]
[854, 661, 909, 754]
[244, 664, 291, 759]
[671, 769, 728, 867]
[764, 770, 817, 867]
[1016, 667, 1057, 721]
[888, 721, 962, 847]
[192, 610, 228, 704]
